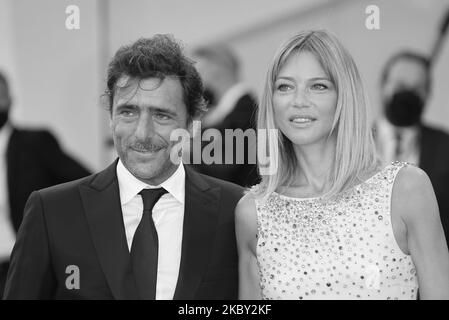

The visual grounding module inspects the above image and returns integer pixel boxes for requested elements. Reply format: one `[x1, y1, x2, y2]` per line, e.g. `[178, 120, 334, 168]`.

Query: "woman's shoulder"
[237, 192, 257, 209]
[247, 183, 264, 196]
[394, 162, 430, 186]
[235, 192, 258, 226]
[361, 161, 416, 184]
[393, 162, 433, 198]
[235, 191, 258, 247]
[391, 162, 437, 222]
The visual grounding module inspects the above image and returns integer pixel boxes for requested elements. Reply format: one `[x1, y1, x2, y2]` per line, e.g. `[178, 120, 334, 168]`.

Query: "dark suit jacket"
[419, 125, 449, 248]
[6, 128, 90, 232]
[3, 161, 243, 300]
[194, 93, 260, 188]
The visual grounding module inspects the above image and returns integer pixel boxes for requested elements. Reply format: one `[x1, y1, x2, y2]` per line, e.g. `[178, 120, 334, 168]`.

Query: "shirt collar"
[116, 159, 185, 205]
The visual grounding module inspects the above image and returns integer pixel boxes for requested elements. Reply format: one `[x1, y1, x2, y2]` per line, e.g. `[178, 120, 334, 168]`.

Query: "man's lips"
[130, 146, 165, 154]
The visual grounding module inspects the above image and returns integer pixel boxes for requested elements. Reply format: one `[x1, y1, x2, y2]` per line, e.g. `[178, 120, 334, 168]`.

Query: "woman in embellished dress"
[236, 30, 449, 300]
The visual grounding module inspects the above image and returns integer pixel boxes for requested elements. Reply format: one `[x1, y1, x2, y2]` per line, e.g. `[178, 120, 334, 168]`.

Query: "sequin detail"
[255, 161, 418, 300]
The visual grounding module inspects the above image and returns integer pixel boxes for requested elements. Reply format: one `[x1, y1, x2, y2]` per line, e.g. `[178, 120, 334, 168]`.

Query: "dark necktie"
[130, 188, 168, 300]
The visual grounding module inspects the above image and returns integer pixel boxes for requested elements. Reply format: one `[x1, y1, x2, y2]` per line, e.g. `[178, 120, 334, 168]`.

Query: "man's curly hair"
[106, 34, 206, 121]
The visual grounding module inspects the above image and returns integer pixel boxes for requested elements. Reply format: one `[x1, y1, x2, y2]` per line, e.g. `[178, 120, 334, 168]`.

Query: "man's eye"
[120, 110, 136, 116]
[154, 113, 170, 121]
[311, 83, 328, 90]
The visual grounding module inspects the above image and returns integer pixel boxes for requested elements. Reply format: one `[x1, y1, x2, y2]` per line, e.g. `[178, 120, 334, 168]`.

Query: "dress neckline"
[273, 164, 390, 201]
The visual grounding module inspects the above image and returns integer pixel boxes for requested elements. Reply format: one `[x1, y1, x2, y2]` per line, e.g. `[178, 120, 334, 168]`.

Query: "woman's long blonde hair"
[254, 29, 379, 201]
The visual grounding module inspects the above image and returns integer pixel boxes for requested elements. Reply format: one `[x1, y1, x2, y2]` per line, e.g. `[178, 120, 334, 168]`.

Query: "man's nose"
[134, 112, 156, 140]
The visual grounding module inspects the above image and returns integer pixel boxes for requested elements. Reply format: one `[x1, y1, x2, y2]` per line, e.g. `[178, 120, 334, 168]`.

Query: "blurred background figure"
[0, 71, 90, 295]
[374, 52, 449, 248]
[190, 45, 259, 187]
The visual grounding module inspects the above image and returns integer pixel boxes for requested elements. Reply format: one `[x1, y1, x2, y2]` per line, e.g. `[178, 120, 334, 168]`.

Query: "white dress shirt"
[0, 124, 16, 261]
[376, 118, 420, 166]
[116, 160, 185, 300]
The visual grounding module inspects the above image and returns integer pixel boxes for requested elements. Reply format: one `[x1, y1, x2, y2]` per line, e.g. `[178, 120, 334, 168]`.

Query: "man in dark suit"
[0, 72, 90, 295]
[190, 45, 259, 188]
[374, 51, 449, 248]
[4, 35, 243, 300]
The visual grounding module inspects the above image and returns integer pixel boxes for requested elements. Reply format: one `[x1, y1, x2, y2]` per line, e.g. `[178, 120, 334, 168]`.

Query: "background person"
[374, 51, 449, 249]
[0, 71, 90, 296]
[190, 45, 259, 187]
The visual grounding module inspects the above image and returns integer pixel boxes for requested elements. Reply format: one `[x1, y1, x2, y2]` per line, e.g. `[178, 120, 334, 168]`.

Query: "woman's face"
[273, 51, 338, 147]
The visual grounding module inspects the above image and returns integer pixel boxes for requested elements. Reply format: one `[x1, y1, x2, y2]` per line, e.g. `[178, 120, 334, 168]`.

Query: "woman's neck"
[288, 136, 336, 196]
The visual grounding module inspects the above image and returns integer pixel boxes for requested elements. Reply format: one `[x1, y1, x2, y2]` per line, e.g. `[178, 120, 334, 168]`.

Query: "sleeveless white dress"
[255, 162, 418, 300]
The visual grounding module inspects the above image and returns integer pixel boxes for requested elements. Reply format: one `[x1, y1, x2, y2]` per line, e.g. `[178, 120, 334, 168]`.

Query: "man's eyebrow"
[115, 103, 138, 109]
[115, 103, 178, 116]
[150, 107, 178, 116]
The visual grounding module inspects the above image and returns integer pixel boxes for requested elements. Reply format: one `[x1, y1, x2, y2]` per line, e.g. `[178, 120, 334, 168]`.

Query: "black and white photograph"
[1, 0, 449, 307]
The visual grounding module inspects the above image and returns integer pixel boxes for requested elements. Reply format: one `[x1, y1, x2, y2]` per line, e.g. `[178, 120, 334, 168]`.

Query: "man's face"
[382, 58, 428, 105]
[111, 76, 189, 185]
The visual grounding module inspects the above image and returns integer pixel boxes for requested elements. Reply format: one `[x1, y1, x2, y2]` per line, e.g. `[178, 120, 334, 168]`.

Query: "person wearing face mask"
[374, 52, 449, 249]
[190, 45, 259, 188]
[0, 71, 90, 296]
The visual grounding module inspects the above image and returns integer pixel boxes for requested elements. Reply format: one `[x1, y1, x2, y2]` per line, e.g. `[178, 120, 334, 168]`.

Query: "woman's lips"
[289, 115, 317, 124]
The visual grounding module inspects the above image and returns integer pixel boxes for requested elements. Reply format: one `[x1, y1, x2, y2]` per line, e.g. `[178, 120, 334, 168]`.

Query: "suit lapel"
[79, 160, 138, 300]
[173, 166, 221, 300]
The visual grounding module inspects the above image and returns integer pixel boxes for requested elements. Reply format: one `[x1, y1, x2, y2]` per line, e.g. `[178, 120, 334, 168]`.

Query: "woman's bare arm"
[392, 165, 449, 299]
[235, 193, 262, 299]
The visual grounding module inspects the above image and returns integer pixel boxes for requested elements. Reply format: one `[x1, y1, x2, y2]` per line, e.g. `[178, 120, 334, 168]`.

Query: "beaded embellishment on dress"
[255, 162, 418, 300]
